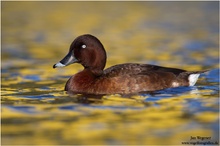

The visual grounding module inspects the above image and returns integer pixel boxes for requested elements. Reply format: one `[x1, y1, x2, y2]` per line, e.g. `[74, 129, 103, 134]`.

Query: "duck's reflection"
[51, 92, 103, 104]
[73, 94, 104, 104]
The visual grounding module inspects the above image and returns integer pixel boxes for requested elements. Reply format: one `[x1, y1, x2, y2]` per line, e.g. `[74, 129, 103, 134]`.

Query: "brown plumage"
[53, 34, 208, 95]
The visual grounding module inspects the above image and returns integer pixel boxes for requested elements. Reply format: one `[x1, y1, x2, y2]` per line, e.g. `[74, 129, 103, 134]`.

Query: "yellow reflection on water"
[2, 92, 218, 145]
[2, 1, 219, 145]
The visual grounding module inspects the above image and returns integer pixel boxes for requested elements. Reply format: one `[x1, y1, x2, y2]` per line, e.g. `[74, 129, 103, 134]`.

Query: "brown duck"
[53, 34, 207, 95]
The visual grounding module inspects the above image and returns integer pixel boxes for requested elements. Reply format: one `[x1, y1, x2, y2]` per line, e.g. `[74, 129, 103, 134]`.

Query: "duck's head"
[53, 34, 107, 75]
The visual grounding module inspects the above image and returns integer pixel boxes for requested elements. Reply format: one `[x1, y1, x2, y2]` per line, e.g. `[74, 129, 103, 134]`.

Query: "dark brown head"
[53, 34, 107, 76]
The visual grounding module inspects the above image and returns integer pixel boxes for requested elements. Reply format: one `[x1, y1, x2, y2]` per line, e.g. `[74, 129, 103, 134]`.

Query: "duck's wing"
[102, 63, 209, 91]
[103, 63, 186, 78]
[137, 64, 187, 76]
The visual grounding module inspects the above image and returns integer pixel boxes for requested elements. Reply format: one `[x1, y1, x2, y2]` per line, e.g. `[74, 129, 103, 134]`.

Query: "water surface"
[2, 1, 219, 145]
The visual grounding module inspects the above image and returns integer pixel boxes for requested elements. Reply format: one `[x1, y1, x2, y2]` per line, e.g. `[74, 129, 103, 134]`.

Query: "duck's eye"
[81, 44, 86, 48]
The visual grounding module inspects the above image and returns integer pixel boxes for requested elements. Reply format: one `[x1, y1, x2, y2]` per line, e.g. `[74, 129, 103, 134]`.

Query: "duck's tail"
[178, 70, 209, 86]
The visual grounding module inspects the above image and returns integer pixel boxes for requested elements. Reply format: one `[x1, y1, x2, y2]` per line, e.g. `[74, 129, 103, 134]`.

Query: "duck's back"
[103, 63, 186, 77]
[90, 63, 187, 94]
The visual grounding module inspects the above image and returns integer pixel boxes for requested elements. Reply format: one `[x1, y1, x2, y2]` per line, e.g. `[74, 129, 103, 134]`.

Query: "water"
[1, 1, 219, 145]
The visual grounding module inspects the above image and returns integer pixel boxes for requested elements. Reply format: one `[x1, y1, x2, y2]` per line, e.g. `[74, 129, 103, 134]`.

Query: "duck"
[53, 34, 207, 95]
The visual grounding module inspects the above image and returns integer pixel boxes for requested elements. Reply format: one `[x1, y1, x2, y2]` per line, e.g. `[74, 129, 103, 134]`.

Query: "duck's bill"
[53, 62, 66, 68]
[53, 52, 78, 68]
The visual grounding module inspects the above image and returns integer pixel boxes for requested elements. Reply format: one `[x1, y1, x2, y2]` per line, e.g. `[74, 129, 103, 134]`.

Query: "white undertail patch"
[188, 74, 200, 86]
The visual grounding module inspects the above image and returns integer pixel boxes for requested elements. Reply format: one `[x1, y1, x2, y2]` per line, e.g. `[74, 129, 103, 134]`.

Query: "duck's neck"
[84, 48, 106, 76]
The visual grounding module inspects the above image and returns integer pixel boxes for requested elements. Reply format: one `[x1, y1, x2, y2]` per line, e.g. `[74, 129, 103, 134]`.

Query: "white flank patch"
[188, 74, 200, 86]
[172, 82, 179, 87]
[54, 62, 66, 68]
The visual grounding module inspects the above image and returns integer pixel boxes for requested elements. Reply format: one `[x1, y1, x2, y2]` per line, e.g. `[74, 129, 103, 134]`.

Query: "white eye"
[82, 44, 86, 48]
